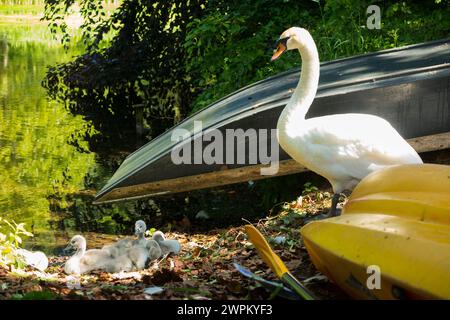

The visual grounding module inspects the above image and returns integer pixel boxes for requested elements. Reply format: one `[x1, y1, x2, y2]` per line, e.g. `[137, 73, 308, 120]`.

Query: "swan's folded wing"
[304, 114, 422, 179]
[81, 249, 111, 267]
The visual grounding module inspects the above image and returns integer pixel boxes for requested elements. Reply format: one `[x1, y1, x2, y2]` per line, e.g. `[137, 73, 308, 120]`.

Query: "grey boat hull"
[94, 39, 450, 204]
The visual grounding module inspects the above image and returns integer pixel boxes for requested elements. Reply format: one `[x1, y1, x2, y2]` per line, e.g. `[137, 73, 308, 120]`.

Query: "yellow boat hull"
[301, 164, 450, 299]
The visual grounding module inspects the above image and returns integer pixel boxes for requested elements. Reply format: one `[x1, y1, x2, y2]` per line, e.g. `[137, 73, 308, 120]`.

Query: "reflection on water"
[0, 23, 100, 253]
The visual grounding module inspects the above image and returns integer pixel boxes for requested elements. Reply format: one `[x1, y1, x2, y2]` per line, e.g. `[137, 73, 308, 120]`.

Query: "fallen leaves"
[0, 189, 350, 300]
[150, 268, 183, 286]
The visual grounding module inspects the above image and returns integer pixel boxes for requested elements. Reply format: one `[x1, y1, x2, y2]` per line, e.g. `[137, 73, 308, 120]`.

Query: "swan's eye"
[271, 37, 289, 61]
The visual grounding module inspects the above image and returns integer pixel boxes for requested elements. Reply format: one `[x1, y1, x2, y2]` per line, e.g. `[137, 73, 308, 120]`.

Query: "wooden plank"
[407, 132, 450, 153]
[94, 132, 450, 204]
[93, 159, 310, 203]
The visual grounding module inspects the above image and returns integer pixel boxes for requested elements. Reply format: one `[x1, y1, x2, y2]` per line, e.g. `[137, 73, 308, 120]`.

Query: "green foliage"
[11, 290, 57, 300]
[145, 227, 156, 237]
[43, 0, 105, 49]
[0, 217, 33, 269]
[42, 0, 207, 143]
[185, 0, 450, 112]
[302, 182, 318, 195]
[41, 0, 450, 142]
[302, 182, 324, 200]
[184, 0, 320, 112]
[315, 0, 450, 59]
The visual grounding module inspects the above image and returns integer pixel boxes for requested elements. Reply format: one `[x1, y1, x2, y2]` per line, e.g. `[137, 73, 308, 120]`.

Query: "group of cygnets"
[64, 220, 181, 275]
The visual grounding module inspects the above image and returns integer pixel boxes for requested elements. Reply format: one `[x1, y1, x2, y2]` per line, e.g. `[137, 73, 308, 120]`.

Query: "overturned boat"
[94, 39, 450, 204]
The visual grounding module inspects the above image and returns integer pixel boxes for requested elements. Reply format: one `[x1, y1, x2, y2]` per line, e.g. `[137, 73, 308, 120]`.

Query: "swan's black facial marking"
[274, 36, 289, 49]
[271, 36, 290, 61]
[63, 242, 75, 255]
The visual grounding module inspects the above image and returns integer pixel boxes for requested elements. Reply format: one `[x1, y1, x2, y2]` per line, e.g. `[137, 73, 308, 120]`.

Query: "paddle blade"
[245, 225, 288, 277]
[245, 225, 316, 300]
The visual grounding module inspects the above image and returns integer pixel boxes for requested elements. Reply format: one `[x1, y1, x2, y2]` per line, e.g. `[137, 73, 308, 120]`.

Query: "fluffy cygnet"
[151, 231, 181, 256]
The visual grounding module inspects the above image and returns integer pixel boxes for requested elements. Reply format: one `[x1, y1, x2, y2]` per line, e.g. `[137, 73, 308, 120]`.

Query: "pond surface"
[0, 20, 113, 253]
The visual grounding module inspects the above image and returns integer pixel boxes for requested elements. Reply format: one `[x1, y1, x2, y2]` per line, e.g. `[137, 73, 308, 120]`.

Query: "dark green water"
[0, 22, 107, 252]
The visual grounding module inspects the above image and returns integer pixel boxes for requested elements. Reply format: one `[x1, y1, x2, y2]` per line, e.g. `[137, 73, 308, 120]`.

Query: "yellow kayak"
[301, 164, 450, 299]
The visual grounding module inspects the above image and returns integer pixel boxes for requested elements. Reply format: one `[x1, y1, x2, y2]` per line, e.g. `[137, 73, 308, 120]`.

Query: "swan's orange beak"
[271, 44, 286, 61]
[271, 37, 289, 61]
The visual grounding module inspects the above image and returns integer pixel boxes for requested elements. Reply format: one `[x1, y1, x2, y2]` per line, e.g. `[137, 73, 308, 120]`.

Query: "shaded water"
[0, 21, 111, 253]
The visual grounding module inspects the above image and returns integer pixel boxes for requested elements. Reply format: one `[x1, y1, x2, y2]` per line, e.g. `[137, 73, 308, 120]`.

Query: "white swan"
[272, 27, 423, 217]
[151, 231, 181, 256]
[64, 235, 133, 275]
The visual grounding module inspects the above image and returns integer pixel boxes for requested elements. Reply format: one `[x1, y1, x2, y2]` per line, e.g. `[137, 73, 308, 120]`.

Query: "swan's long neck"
[74, 243, 86, 258]
[277, 39, 320, 136]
